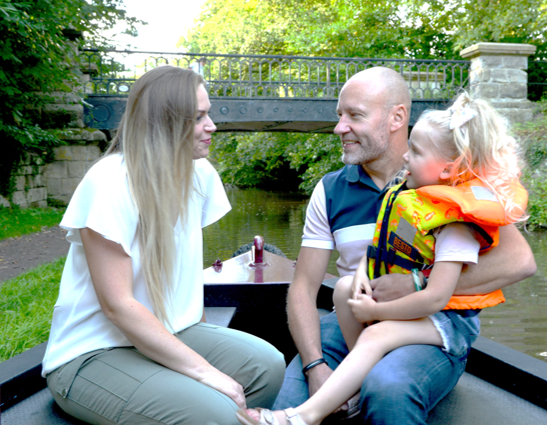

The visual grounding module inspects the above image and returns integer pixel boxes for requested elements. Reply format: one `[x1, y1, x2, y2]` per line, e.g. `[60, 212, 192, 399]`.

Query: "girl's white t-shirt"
[435, 222, 481, 265]
[42, 155, 231, 376]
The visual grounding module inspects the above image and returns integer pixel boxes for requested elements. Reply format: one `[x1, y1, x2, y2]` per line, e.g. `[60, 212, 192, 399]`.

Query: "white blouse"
[42, 155, 231, 376]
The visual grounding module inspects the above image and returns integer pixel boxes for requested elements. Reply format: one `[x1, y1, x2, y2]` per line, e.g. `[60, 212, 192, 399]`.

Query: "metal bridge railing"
[80, 49, 470, 101]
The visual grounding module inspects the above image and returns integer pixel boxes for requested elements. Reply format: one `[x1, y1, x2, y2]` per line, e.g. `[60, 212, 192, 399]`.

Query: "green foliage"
[181, 0, 547, 60]
[447, 0, 547, 54]
[0, 257, 65, 361]
[288, 133, 346, 194]
[0, 206, 65, 240]
[0, 0, 138, 125]
[528, 59, 547, 102]
[211, 132, 343, 193]
[523, 172, 547, 230]
[0, 0, 139, 200]
[514, 100, 547, 229]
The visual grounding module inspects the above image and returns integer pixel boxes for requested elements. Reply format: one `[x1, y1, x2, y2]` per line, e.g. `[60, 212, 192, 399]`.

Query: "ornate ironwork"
[80, 49, 470, 101]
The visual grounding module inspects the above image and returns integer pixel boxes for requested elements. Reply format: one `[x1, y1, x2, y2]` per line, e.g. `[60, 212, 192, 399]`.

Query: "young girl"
[236, 92, 528, 425]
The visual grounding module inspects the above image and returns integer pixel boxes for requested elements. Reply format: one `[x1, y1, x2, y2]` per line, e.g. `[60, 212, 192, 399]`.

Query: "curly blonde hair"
[419, 92, 526, 223]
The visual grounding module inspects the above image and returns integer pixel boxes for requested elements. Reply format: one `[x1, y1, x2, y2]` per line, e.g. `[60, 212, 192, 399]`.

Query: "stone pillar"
[460, 42, 537, 125]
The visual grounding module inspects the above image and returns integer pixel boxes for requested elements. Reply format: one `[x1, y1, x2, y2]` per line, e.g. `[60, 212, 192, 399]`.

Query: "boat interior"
[2, 250, 547, 424]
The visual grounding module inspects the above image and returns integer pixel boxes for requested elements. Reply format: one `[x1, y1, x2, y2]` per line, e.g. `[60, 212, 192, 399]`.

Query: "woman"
[42, 66, 285, 425]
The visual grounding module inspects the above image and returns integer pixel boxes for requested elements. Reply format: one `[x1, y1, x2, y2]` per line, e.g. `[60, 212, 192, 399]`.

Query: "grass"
[0, 257, 65, 362]
[0, 206, 65, 240]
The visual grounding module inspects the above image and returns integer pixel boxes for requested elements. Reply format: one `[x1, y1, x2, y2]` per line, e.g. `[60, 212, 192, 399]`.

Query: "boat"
[2, 236, 547, 424]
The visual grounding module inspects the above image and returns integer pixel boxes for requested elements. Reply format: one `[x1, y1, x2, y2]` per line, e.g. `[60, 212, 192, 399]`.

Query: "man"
[273, 67, 536, 423]
[190, 57, 208, 78]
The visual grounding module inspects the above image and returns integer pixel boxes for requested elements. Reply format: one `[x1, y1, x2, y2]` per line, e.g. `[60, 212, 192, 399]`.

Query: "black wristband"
[302, 358, 328, 375]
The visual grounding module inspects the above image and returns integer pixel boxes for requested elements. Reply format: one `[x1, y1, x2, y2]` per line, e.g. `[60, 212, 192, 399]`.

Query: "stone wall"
[44, 129, 105, 206]
[0, 153, 47, 208]
[0, 129, 106, 209]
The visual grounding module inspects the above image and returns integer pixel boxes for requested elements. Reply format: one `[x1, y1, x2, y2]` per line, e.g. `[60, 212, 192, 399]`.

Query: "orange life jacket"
[367, 179, 528, 310]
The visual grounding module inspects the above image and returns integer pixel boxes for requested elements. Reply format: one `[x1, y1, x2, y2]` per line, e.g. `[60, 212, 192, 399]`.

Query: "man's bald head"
[335, 66, 411, 172]
[345, 67, 411, 115]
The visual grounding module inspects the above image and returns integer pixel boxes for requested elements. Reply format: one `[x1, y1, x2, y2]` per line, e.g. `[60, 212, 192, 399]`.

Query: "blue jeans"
[273, 312, 468, 424]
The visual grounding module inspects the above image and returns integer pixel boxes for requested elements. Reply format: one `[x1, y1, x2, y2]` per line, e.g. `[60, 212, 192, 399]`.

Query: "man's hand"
[307, 362, 334, 397]
[307, 363, 353, 413]
[370, 273, 414, 302]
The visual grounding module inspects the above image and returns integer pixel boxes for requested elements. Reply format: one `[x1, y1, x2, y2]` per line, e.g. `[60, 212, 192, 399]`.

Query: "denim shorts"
[429, 309, 481, 357]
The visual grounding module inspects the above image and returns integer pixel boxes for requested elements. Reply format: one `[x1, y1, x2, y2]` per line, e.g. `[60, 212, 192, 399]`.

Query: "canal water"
[203, 187, 547, 362]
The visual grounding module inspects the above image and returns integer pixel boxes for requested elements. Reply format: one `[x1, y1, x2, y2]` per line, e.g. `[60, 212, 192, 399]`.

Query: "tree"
[210, 132, 343, 193]
[0, 0, 140, 198]
[183, 0, 547, 193]
[182, 0, 547, 59]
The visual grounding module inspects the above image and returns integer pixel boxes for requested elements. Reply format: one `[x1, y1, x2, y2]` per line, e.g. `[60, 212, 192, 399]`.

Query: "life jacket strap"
[368, 245, 426, 275]
[388, 231, 425, 263]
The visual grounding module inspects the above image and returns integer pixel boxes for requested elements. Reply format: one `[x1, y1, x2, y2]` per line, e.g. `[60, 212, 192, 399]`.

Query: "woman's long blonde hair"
[106, 66, 204, 325]
[420, 92, 526, 223]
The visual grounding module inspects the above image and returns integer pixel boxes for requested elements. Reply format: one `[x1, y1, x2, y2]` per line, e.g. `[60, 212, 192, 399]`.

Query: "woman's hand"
[198, 368, 247, 409]
[347, 293, 377, 323]
[80, 227, 248, 407]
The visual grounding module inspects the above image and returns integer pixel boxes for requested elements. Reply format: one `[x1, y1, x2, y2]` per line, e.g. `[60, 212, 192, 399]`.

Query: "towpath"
[0, 226, 69, 283]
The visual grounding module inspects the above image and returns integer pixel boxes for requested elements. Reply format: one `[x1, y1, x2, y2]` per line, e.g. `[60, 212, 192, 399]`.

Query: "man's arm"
[287, 246, 334, 396]
[371, 225, 536, 301]
[454, 224, 536, 295]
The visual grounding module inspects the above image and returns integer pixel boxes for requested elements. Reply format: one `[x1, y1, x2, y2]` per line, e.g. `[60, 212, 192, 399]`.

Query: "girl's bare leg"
[292, 318, 443, 425]
[333, 276, 365, 350]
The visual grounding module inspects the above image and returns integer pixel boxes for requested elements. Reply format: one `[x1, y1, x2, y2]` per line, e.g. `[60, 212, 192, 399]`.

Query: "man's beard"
[341, 137, 389, 166]
[341, 144, 370, 165]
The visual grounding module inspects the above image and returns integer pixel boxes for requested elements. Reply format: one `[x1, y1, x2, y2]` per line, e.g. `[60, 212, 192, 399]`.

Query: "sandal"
[326, 393, 361, 421]
[236, 407, 308, 425]
[341, 393, 361, 420]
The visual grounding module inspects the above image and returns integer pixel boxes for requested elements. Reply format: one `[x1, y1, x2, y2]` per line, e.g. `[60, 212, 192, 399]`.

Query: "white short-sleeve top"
[42, 155, 231, 376]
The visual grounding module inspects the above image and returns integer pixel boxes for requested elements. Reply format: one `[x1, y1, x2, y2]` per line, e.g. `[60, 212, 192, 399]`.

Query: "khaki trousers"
[47, 322, 285, 424]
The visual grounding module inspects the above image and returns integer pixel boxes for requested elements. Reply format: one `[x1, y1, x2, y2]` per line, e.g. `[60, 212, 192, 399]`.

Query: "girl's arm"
[369, 225, 535, 302]
[351, 253, 372, 298]
[454, 224, 536, 295]
[348, 261, 463, 323]
[80, 227, 246, 409]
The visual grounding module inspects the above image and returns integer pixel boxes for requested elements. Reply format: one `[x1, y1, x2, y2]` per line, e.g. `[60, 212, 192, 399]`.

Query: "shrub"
[210, 132, 343, 193]
[514, 99, 547, 229]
